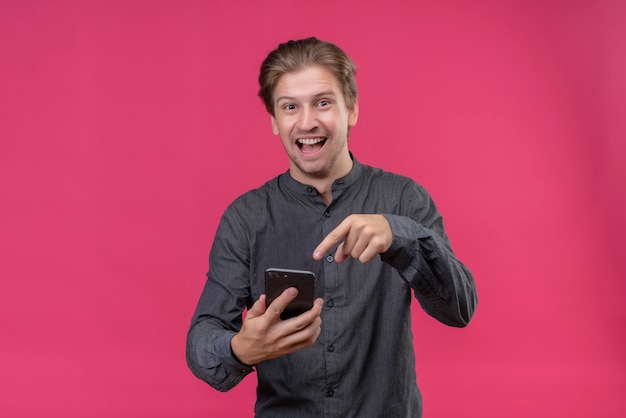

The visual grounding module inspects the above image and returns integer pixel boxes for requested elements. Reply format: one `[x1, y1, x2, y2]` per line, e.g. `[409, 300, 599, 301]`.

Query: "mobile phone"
[264, 268, 315, 320]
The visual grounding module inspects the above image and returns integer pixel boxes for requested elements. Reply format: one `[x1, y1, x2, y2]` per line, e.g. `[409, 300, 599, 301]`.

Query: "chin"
[294, 161, 328, 179]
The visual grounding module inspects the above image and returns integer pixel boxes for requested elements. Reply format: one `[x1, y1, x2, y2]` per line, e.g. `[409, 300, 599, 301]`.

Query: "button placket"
[321, 202, 342, 407]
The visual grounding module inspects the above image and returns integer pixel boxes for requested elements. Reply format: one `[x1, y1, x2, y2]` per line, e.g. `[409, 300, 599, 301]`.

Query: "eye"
[283, 103, 296, 111]
[317, 100, 330, 107]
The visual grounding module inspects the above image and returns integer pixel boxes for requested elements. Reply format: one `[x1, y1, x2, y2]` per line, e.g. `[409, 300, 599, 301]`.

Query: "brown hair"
[258, 37, 358, 116]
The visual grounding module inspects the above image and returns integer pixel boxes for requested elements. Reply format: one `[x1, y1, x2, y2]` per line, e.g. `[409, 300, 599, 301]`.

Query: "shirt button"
[327, 389, 334, 397]
[326, 255, 334, 263]
[306, 186, 314, 193]
[324, 209, 331, 218]
[327, 345, 335, 352]
[326, 299, 334, 308]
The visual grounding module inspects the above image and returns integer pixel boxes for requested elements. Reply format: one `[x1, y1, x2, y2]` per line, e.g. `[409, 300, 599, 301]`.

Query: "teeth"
[297, 137, 325, 145]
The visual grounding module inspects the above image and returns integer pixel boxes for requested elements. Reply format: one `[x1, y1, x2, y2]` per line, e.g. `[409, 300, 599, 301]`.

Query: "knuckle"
[329, 231, 342, 243]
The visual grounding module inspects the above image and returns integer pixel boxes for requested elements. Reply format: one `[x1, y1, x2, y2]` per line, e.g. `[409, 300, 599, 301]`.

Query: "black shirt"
[187, 157, 477, 417]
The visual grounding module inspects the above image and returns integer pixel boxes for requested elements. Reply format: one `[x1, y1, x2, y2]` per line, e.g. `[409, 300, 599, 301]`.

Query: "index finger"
[266, 287, 299, 319]
[313, 220, 350, 260]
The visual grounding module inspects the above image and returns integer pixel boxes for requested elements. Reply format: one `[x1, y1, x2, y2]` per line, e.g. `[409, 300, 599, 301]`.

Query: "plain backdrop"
[1, 1, 625, 417]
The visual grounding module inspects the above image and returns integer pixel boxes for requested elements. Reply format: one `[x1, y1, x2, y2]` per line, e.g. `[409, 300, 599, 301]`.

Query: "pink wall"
[1, 1, 624, 416]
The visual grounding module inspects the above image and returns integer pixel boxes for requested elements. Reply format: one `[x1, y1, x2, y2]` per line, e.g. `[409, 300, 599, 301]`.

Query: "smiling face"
[271, 65, 359, 185]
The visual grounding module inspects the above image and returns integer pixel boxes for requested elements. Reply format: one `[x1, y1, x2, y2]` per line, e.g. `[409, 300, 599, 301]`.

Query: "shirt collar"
[282, 153, 363, 198]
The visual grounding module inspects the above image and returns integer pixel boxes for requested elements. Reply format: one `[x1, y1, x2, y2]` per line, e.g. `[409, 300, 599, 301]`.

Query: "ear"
[347, 101, 359, 128]
[271, 115, 280, 135]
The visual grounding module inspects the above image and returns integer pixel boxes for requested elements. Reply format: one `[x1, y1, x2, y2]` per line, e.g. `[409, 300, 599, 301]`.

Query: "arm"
[186, 205, 256, 392]
[186, 206, 323, 391]
[186, 315, 253, 392]
[381, 211, 477, 327]
[186, 287, 324, 391]
[313, 182, 477, 327]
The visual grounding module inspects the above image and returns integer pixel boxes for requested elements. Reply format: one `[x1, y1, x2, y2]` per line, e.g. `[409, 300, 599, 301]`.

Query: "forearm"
[381, 214, 477, 327]
[186, 318, 254, 392]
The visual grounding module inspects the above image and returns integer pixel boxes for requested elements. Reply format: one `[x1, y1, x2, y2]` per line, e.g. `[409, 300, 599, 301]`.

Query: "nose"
[297, 106, 317, 131]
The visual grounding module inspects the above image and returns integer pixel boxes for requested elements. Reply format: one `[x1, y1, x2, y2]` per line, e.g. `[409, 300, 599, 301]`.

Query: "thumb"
[245, 294, 267, 320]
[334, 242, 348, 263]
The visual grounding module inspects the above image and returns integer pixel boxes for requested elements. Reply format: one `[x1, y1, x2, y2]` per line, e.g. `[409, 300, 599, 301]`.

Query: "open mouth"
[297, 137, 327, 154]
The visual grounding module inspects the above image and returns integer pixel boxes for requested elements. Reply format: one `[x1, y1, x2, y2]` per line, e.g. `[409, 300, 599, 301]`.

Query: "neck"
[302, 154, 353, 205]
[310, 180, 335, 205]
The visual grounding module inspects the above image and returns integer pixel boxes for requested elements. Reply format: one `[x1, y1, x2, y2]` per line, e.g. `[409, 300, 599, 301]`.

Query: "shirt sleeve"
[380, 182, 478, 327]
[186, 318, 254, 392]
[185, 203, 255, 391]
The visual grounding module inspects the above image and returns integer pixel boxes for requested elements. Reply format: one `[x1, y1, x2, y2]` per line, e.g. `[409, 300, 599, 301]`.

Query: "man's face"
[271, 65, 359, 183]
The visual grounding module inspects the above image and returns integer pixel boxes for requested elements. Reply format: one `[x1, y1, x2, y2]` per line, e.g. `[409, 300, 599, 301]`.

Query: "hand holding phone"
[231, 269, 321, 365]
[265, 268, 315, 320]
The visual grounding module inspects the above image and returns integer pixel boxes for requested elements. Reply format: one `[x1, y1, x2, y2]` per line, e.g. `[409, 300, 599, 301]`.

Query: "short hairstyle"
[258, 37, 358, 116]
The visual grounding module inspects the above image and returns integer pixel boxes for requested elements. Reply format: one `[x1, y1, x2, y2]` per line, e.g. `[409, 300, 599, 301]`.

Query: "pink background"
[1, 1, 624, 417]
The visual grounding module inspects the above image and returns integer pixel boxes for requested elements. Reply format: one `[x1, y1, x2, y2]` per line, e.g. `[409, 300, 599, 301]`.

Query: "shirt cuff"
[217, 332, 255, 376]
[380, 214, 436, 270]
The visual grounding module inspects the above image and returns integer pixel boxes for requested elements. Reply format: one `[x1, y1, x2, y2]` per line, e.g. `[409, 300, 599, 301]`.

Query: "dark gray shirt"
[187, 157, 477, 417]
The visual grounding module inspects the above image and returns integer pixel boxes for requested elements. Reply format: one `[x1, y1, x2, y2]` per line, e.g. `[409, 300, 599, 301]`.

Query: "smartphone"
[264, 268, 315, 320]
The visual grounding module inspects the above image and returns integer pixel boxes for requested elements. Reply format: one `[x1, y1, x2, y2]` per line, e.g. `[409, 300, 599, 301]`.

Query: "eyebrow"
[275, 91, 337, 104]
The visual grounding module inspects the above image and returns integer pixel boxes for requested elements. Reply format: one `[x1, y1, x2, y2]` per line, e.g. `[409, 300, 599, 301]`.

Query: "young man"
[187, 37, 477, 417]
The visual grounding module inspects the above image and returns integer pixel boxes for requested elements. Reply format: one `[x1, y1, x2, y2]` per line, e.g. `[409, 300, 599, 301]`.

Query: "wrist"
[230, 334, 254, 367]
